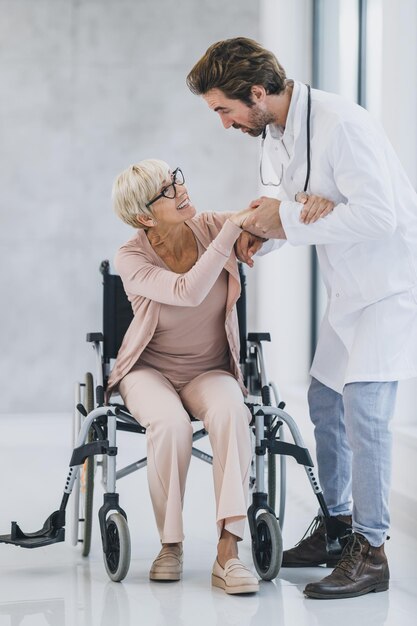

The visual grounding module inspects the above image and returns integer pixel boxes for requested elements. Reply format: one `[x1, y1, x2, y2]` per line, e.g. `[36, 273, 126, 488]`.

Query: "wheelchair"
[0, 260, 330, 583]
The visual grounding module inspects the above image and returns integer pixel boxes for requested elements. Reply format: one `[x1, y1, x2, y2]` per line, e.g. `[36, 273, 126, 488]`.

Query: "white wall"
[366, 0, 417, 425]
[0, 0, 260, 413]
[378, 0, 417, 187]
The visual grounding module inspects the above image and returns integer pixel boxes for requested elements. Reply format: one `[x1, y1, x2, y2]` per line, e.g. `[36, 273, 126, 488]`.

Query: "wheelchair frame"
[0, 260, 330, 583]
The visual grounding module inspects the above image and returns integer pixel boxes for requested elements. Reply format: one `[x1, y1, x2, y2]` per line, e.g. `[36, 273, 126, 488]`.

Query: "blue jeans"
[308, 377, 398, 547]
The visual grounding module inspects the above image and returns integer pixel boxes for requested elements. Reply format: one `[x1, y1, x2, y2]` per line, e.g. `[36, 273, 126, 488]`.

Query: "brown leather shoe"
[304, 533, 389, 599]
[282, 515, 352, 567]
[149, 543, 183, 581]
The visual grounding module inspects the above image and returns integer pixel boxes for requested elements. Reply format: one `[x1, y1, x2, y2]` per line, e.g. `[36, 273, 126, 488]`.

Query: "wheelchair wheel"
[81, 372, 95, 557]
[251, 512, 283, 581]
[103, 513, 131, 582]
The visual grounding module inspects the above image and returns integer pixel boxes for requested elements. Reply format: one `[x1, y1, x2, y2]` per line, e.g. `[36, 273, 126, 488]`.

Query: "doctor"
[187, 37, 417, 599]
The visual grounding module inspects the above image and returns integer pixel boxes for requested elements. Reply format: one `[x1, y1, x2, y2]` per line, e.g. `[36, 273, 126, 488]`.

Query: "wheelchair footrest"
[0, 510, 65, 548]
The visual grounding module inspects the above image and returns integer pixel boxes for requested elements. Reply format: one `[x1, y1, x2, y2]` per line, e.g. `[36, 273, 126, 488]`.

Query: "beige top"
[138, 240, 230, 390]
[107, 214, 244, 397]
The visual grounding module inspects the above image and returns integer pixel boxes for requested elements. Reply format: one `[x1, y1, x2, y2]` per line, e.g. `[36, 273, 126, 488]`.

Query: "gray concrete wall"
[0, 0, 260, 412]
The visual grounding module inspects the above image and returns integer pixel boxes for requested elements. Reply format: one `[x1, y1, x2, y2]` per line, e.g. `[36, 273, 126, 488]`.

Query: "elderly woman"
[107, 159, 259, 594]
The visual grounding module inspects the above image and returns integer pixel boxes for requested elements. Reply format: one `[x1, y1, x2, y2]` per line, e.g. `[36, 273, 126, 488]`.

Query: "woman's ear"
[136, 214, 156, 228]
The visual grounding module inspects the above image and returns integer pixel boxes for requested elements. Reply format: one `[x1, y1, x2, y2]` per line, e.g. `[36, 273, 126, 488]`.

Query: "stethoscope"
[259, 84, 311, 203]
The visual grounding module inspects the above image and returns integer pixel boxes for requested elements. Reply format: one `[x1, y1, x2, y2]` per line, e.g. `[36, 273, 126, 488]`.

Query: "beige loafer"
[149, 543, 183, 581]
[212, 558, 259, 594]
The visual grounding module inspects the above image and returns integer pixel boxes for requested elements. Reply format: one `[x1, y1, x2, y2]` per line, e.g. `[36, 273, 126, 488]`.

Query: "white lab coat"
[262, 81, 417, 393]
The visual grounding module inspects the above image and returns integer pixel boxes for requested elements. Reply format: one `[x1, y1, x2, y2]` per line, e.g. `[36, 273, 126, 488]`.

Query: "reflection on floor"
[0, 412, 416, 626]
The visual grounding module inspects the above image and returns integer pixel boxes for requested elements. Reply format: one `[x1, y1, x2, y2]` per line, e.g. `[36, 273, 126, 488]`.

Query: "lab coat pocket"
[338, 244, 370, 300]
[327, 243, 364, 302]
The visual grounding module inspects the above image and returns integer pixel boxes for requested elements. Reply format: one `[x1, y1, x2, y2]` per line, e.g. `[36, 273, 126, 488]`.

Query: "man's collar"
[268, 80, 306, 142]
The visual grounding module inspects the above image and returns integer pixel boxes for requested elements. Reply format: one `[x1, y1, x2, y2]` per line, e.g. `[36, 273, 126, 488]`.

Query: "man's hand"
[234, 193, 335, 242]
[241, 196, 286, 239]
[229, 205, 260, 228]
[299, 194, 335, 224]
[234, 231, 265, 267]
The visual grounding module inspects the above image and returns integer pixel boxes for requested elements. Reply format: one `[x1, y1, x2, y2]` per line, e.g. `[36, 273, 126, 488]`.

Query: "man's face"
[203, 88, 273, 137]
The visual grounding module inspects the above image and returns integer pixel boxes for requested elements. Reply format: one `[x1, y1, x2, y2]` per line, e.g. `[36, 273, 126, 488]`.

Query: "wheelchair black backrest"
[100, 259, 248, 364]
[101, 260, 134, 363]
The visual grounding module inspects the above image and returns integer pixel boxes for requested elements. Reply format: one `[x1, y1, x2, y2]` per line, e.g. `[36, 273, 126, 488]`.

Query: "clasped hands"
[230, 194, 334, 267]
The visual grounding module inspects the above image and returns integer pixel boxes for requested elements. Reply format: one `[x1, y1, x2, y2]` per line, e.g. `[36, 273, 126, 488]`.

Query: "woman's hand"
[298, 194, 335, 224]
[234, 232, 265, 267]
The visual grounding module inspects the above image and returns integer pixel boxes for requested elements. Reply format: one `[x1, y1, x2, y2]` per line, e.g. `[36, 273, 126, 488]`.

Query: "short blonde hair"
[112, 158, 170, 228]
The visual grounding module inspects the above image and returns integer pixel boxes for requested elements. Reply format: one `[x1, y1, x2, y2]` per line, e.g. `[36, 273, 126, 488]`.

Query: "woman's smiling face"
[148, 168, 196, 227]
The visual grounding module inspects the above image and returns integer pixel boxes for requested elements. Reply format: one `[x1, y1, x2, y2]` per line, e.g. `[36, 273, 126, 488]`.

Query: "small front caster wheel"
[103, 513, 131, 582]
[251, 511, 283, 580]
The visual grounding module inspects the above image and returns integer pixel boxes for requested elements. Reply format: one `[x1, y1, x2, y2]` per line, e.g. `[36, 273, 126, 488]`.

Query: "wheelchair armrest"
[86, 333, 104, 342]
[247, 332, 271, 342]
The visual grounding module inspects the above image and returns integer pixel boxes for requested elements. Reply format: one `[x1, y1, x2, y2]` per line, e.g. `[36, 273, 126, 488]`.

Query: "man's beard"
[233, 105, 275, 137]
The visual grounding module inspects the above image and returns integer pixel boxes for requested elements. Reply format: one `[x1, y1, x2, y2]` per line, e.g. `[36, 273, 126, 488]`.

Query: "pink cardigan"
[106, 212, 244, 397]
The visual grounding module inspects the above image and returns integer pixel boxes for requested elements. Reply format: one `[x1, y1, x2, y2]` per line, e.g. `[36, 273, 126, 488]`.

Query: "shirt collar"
[268, 81, 306, 150]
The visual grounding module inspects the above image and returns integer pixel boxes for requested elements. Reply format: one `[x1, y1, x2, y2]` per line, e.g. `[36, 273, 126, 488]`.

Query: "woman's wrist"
[226, 217, 243, 231]
[229, 214, 245, 228]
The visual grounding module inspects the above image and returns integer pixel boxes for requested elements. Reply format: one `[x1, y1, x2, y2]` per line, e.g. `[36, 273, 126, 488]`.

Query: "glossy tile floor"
[0, 412, 416, 626]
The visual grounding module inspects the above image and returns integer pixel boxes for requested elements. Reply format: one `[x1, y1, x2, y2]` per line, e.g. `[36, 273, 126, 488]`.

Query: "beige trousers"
[119, 366, 252, 543]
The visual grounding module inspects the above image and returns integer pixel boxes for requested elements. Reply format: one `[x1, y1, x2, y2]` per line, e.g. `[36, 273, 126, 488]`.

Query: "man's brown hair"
[186, 37, 287, 105]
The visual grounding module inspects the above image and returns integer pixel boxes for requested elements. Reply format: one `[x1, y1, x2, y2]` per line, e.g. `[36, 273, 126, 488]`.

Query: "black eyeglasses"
[145, 167, 185, 208]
